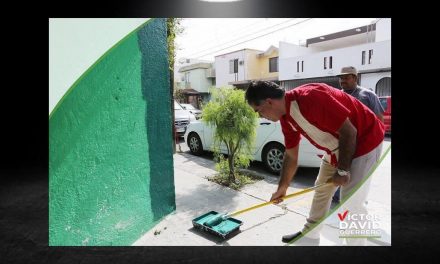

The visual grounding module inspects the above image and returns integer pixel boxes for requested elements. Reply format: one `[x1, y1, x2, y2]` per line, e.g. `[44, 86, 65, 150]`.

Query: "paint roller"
[203, 181, 332, 228]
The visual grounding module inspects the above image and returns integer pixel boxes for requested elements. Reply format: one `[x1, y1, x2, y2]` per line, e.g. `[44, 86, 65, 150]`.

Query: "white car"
[184, 118, 324, 174]
[180, 103, 202, 120]
[174, 100, 196, 137]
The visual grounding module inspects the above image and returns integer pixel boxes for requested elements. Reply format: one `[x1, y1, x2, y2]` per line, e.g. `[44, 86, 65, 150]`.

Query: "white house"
[215, 49, 262, 88]
[176, 61, 215, 106]
[174, 58, 212, 83]
[279, 18, 391, 96]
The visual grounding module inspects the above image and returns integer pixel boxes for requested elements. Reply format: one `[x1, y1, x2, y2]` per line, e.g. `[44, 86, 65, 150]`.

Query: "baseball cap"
[338, 66, 358, 76]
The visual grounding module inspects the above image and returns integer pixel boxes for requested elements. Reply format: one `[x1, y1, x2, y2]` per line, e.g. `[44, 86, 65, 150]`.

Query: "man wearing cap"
[338, 66, 384, 122]
[245, 81, 384, 244]
[332, 66, 385, 204]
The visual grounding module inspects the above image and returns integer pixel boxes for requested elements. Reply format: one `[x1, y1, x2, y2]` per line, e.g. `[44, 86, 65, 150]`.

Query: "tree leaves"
[203, 87, 258, 181]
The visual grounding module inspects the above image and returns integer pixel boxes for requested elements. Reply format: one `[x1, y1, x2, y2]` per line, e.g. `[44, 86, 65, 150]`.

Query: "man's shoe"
[282, 231, 303, 243]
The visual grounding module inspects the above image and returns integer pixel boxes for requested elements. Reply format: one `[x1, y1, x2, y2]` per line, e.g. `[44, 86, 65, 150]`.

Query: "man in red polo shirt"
[245, 81, 384, 244]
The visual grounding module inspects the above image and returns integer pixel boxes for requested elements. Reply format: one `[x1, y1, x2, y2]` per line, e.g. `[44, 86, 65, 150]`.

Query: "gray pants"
[302, 143, 383, 240]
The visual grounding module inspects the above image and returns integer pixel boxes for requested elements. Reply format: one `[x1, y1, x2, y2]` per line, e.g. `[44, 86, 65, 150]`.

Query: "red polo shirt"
[280, 83, 384, 163]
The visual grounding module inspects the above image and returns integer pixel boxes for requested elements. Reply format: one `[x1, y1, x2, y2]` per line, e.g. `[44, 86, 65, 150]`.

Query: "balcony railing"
[176, 82, 192, 89]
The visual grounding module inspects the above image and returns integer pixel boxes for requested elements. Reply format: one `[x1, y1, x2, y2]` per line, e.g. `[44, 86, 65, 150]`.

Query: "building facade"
[279, 18, 391, 96]
[215, 47, 280, 89]
[176, 62, 215, 107]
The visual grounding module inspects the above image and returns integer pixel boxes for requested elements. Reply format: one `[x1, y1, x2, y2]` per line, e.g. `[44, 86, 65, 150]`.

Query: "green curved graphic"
[287, 144, 391, 246]
[49, 18, 175, 246]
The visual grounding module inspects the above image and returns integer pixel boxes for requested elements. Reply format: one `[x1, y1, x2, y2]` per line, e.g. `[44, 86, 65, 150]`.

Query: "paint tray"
[192, 211, 243, 239]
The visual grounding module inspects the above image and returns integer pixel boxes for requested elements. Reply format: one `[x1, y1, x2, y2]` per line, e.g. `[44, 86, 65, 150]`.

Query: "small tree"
[167, 18, 184, 153]
[202, 87, 258, 184]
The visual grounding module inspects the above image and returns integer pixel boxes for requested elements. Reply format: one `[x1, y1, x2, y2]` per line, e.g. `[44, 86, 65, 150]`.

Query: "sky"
[175, 18, 377, 63]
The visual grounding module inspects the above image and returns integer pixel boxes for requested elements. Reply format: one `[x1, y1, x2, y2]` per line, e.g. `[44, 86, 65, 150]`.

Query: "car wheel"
[187, 133, 204, 155]
[262, 142, 285, 175]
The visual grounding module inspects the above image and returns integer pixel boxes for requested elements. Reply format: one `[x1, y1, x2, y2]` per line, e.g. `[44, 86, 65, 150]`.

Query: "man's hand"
[271, 187, 287, 204]
[332, 171, 350, 186]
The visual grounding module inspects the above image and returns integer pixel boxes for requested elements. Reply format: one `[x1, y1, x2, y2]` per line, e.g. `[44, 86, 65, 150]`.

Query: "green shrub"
[203, 87, 258, 184]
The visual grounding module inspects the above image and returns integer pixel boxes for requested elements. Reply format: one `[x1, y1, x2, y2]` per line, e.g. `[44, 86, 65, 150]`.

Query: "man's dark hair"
[245, 81, 285, 106]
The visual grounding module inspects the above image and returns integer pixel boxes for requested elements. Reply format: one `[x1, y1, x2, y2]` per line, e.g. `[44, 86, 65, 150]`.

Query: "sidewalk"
[133, 141, 391, 246]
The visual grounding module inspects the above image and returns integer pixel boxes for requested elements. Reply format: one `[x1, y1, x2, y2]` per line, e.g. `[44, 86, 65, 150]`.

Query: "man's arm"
[370, 93, 385, 123]
[270, 145, 299, 203]
[333, 118, 357, 185]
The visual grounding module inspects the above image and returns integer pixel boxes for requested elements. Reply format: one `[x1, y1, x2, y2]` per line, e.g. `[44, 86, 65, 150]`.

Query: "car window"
[174, 101, 183, 110]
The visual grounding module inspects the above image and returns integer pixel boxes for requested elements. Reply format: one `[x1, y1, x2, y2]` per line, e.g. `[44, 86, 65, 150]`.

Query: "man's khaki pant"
[301, 142, 383, 244]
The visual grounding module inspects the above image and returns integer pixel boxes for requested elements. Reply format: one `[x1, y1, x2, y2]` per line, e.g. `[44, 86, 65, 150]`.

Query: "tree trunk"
[228, 153, 235, 183]
[168, 19, 176, 154]
[171, 71, 176, 154]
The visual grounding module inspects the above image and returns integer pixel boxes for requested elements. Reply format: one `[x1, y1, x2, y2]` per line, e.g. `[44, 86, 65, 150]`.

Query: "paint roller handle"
[229, 181, 333, 217]
[281, 181, 331, 200]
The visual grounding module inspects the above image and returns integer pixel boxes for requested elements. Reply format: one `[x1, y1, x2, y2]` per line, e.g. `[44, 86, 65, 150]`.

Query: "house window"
[368, 49, 373, 64]
[184, 72, 190, 84]
[229, 59, 238, 74]
[269, 57, 278, 72]
[362, 51, 366, 65]
[324, 57, 327, 69]
[329, 56, 333, 69]
[297, 61, 299, 72]
[301, 61, 304, 72]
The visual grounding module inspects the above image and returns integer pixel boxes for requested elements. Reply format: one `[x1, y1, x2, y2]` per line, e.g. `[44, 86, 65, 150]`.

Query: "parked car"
[184, 118, 324, 174]
[174, 100, 196, 137]
[379, 96, 391, 135]
[181, 103, 202, 120]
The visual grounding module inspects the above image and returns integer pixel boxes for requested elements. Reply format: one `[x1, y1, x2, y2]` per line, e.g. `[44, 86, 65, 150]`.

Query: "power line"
[185, 18, 298, 58]
[182, 18, 269, 54]
[192, 18, 313, 59]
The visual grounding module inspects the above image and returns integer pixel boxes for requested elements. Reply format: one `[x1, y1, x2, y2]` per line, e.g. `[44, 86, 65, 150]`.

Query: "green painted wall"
[49, 18, 175, 246]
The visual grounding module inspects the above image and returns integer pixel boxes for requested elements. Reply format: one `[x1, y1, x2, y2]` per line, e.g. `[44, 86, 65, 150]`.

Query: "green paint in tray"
[192, 211, 242, 239]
